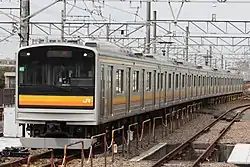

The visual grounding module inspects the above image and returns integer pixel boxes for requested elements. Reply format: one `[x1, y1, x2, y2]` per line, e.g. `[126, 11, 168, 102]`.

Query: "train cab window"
[133, 71, 139, 92]
[146, 72, 152, 91]
[175, 74, 179, 89]
[116, 69, 124, 94]
[168, 73, 172, 89]
[18, 45, 96, 99]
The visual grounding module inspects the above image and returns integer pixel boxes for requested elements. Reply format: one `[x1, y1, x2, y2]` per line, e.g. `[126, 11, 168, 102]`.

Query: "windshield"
[18, 45, 95, 109]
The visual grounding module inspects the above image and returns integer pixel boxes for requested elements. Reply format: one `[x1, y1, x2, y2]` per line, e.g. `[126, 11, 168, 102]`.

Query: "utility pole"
[153, 11, 157, 54]
[145, 1, 151, 54]
[185, 26, 189, 61]
[61, 0, 66, 42]
[106, 14, 111, 41]
[20, 0, 30, 47]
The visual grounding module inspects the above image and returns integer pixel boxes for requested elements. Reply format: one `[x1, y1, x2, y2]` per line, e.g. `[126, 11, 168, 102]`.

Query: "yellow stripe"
[19, 95, 94, 107]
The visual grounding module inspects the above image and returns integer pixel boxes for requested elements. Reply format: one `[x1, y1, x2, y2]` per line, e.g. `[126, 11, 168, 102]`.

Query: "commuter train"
[16, 41, 243, 149]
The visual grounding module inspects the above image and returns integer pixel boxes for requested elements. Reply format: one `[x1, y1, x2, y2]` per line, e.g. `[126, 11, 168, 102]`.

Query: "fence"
[0, 88, 15, 121]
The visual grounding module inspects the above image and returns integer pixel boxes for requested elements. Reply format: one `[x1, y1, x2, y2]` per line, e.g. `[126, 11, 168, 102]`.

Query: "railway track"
[151, 104, 250, 167]
[0, 150, 80, 167]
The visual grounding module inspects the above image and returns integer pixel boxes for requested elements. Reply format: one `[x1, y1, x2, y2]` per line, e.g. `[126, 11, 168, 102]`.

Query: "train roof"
[85, 40, 241, 76]
[18, 41, 242, 77]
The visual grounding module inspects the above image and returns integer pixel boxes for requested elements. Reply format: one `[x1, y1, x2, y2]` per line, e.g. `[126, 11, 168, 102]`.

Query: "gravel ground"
[0, 149, 50, 165]
[193, 121, 230, 144]
[67, 156, 154, 167]
[65, 99, 249, 167]
[163, 161, 238, 167]
[220, 114, 250, 143]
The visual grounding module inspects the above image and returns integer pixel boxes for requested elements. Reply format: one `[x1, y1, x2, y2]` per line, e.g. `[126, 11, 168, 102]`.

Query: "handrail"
[26, 150, 54, 167]
[111, 126, 125, 162]
[152, 116, 163, 142]
[139, 119, 151, 147]
[89, 133, 107, 167]
[127, 122, 139, 155]
[61, 141, 84, 167]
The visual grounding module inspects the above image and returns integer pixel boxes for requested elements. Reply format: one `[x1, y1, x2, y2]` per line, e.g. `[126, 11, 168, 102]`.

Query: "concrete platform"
[130, 143, 167, 162]
[0, 137, 21, 151]
[227, 143, 250, 164]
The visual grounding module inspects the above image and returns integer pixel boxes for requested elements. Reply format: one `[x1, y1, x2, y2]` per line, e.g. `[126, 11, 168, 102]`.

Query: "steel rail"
[41, 153, 81, 167]
[0, 157, 28, 167]
[0, 150, 53, 167]
[151, 104, 250, 167]
[191, 106, 250, 167]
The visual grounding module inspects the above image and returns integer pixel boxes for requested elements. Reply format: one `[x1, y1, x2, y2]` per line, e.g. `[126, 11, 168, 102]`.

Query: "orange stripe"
[19, 95, 93, 107]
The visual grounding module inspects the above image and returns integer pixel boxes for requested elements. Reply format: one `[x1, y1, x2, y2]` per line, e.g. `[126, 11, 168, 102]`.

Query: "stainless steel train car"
[16, 41, 243, 149]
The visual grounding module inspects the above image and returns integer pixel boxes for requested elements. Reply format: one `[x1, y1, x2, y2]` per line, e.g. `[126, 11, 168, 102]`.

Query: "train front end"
[16, 43, 98, 149]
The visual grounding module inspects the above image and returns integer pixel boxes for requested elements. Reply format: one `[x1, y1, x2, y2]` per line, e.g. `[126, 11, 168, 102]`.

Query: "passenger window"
[168, 73, 172, 89]
[133, 71, 139, 92]
[194, 76, 196, 86]
[198, 76, 201, 87]
[161, 73, 164, 90]
[188, 75, 190, 87]
[175, 74, 179, 89]
[182, 75, 185, 88]
[146, 72, 152, 91]
[165, 72, 167, 90]
[157, 73, 160, 90]
[116, 69, 124, 94]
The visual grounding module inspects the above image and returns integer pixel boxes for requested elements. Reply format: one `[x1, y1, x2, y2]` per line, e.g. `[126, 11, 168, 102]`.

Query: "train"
[15, 41, 243, 149]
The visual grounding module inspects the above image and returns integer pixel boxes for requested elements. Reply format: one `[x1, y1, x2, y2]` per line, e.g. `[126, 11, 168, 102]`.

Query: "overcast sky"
[1, 0, 250, 60]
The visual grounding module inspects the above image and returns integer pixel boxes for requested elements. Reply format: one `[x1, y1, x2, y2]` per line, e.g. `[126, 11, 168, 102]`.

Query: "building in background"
[4, 72, 15, 89]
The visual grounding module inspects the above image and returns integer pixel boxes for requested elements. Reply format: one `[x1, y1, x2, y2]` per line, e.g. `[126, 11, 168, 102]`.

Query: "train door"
[167, 72, 172, 102]
[191, 74, 193, 97]
[172, 72, 175, 101]
[159, 72, 164, 107]
[107, 65, 113, 117]
[100, 64, 105, 118]
[180, 73, 182, 99]
[164, 72, 167, 104]
[126, 67, 131, 112]
[141, 69, 145, 109]
[153, 70, 156, 107]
